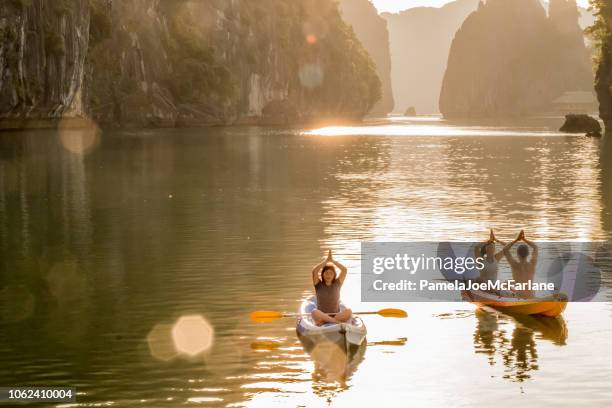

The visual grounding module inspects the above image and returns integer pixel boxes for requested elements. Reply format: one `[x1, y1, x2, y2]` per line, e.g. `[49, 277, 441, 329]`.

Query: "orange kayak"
[462, 290, 568, 317]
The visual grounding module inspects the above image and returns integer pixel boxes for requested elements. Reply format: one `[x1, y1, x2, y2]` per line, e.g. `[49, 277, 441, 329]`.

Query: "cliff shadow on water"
[0, 0, 383, 130]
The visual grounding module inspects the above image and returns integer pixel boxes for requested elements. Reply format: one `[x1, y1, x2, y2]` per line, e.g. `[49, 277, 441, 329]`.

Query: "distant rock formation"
[383, 0, 480, 114]
[539, 0, 595, 29]
[560, 114, 602, 136]
[440, 0, 593, 119]
[404, 107, 417, 117]
[548, 0, 593, 99]
[339, 0, 394, 116]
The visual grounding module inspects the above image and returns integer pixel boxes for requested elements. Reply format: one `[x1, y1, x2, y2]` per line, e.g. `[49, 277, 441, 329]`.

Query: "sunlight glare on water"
[171, 315, 215, 357]
[306, 119, 569, 137]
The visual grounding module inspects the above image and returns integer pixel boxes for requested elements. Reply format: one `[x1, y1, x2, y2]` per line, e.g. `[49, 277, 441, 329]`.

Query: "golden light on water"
[147, 323, 178, 362]
[187, 397, 223, 403]
[306, 124, 566, 137]
[250, 339, 282, 351]
[368, 337, 408, 347]
[171, 315, 215, 357]
[58, 118, 100, 155]
[309, 341, 350, 383]
[148, 315, 215, 361]
[204, 337, 245, 376]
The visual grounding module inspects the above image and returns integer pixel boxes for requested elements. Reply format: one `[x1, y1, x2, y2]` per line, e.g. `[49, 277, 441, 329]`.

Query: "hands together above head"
[517, 230, 526, 242]
[488, 229, 505, 244]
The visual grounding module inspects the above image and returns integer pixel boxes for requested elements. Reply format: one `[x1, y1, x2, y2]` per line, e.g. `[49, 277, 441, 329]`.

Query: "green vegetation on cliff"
[0, 0, 382, 128]
[587, 0, 612, 133]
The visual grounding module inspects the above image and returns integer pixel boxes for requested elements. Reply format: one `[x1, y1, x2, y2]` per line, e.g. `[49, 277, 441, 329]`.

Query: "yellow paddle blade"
[369, 337, 408, 347]
[250, 310, 283, 323]
[377, 308, 408, 318]
[250, 340, 282, 350]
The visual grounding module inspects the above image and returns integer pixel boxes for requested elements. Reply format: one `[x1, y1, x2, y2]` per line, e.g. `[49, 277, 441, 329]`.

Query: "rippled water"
[0, 117, 611, 407]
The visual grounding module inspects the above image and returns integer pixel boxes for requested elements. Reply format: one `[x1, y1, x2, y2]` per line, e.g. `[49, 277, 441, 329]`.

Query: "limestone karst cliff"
[439, 0, 593, 119]
[0, 0, 91, 124]
[383, 0, 479, 114]
[339, 0, 394, 116]
[0, 0, 381, 128]
[548, 0, 593, 98]
[589, 0, 612, 135]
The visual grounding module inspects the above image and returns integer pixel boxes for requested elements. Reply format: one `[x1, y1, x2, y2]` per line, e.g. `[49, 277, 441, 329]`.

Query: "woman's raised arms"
[311, 250, 332, 286]
[522, 234, 539, 266]
[502, 231, 522, 267]
[329, 251, 348, 285]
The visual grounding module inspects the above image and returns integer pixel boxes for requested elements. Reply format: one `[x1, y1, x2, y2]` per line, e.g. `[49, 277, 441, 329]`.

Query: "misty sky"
[371, 0, 590, 13]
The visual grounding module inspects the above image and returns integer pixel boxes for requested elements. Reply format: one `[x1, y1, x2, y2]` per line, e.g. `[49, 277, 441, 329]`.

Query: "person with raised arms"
[502, 230, 539, 298]
[310, 250, 352, 326]
[474, 229, 506, 284]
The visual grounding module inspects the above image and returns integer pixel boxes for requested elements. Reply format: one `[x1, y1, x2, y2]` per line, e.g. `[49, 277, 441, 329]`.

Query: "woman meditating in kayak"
[474, 229, 506, 283]
[311, 250, 352, 326]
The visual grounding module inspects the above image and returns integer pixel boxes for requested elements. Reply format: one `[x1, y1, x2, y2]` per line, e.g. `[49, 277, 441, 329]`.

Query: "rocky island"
[439, 0, 592, 119]
[383, 0, 480, 115]
[339, 0, 394, 116]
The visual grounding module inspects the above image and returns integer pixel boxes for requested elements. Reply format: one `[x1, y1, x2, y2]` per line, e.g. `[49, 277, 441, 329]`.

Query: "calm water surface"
[0, 117, 611, 407]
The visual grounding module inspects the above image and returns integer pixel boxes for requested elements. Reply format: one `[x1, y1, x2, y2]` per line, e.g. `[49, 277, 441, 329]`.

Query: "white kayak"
[296, 296, 367, 347]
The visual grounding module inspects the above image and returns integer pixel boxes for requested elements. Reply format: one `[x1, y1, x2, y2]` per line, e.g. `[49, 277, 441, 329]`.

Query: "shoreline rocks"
[404, 107, 417, 117]
[559, 114, 602, 136]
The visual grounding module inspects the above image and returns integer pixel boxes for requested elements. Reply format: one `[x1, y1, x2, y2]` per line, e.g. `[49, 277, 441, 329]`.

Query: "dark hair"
[517, 244, 529, 258]
[321, 264, 337, 282]
[481, 242, 494, 257]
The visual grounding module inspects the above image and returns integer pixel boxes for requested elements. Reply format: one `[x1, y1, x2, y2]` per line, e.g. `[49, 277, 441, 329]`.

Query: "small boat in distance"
[462, 289, 568, 317]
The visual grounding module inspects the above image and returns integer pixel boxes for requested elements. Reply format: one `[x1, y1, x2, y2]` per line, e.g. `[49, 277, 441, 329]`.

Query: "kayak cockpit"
[296, 296, 367, 347]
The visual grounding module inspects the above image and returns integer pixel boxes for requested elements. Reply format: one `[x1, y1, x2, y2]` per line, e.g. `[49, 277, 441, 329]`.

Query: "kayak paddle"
[250, 308, 407, 323]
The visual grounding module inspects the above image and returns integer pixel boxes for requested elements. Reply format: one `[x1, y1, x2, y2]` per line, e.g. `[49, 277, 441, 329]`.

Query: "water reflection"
[598, 144, 612, 303]
[473, 308, 568, 382]
[1, 124, 611, 406]
[298, 334, 367, 400]
[600, 144, 612, 240]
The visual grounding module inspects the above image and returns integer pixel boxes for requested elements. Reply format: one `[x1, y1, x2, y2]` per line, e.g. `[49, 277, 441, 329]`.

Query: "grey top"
[315, 280, 341, 314]
[480, 257, 499, 283]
